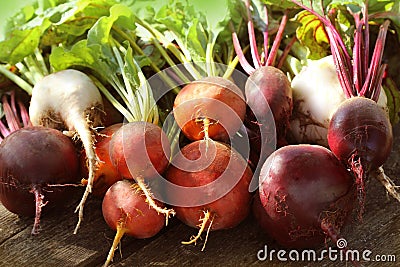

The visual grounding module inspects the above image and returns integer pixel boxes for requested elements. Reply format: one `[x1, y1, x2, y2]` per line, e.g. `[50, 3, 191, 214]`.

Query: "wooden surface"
[0, 125, 399, 267]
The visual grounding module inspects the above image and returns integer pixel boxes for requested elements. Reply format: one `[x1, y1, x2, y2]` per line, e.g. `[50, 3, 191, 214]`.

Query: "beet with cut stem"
[0, 126, 79, 235]
[256, 144, 355, 249]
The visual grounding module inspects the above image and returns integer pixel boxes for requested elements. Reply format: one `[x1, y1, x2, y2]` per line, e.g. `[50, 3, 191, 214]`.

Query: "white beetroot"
[28, 69, 104, 233]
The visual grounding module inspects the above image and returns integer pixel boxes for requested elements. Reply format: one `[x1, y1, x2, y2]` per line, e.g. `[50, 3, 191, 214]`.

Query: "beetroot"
[109, 121, 174, 221]
[0, 126, 79, 234]
[165, 140, 253, 249]
[102, 179, 165, 266]
[110, 121, 171, 179]
[256, 145, 355, 248]
[328, 97, 393, 172]
[173, 77, 246, 142]
[232, 0, 293, 168]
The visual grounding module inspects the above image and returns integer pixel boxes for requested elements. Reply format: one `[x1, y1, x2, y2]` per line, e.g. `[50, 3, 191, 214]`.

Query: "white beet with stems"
[289, 55, 388, 147]
[47, 6, 180, 233]
[29, 69, 104, 233]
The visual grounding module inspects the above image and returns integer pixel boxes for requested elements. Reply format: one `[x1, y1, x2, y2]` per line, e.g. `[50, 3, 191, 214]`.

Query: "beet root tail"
[349, 156, 366, 221]
[30, 185, 48, 235]
[375, 167, 400, 202]
[321, 220, 361, 267]
[103, 220, 127, 267]
[182, 210, 214, 251]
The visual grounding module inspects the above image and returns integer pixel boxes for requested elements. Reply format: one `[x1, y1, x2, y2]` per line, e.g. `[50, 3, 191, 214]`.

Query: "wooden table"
[1, 125, 399, 267]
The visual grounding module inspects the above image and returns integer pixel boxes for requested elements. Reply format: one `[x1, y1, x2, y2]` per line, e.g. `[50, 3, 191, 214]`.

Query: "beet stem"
[245, 0, 262, 68]
[352, 21, 363, 93]
[17, 100, 32, 127]
[136, 178, 175, 225]
[360, 20, 390, 98]
[103, 220, 127, 267]
[262, 4, 269, 62]
[0, 120, 10, 141]
[181, 210, 214, 250]
[266, 10, 289, 67]
[2, 94, 21, 133]
[277, 36, 297, 69]
[30, 185, 48, 235]
[363, 1, 370, 80]
[232, 31, 256, 75]
[375, 167, 400, 202]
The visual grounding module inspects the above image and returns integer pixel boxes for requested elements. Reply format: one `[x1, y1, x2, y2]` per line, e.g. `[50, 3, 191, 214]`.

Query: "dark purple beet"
[328, 97, 393, 216]
[245, 66, 293, 139]
[0, 126, 79, 234]
[244, 66, 293, 170]
[328, 97, 392, 172]
[256, 144, 355, 249]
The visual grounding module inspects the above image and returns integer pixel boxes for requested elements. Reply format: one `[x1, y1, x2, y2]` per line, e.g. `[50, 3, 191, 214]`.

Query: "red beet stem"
[245, 0, 262, 68]
[233, 0, 290, 73]
[266, 10, 289, 66]
[277, 36, 297, 69]
[262, 4, 269, 62]
[2, 93, 21, 133]
[0, 91, 31, 141]
[359, 20, 390, 98]
[232, 31, 256, 74]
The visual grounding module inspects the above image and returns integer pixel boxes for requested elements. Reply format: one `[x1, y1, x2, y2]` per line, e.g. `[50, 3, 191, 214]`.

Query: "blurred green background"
[0, 0, 34, 40]
[0, 0, 227, 40]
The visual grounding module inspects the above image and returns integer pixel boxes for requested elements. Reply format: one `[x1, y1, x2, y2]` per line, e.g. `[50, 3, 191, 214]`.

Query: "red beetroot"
[0, 126, 79, 235]
[232, 0, 293, 168]
[256, 145, 355, 248]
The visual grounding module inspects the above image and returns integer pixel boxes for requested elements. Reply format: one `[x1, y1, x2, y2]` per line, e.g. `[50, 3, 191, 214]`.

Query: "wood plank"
[0, 190, 147, 267]
[0, 204, 30, 244]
